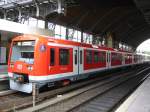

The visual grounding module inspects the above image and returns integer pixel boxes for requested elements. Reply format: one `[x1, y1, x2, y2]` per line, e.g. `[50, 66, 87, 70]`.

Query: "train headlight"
[17, 76, 24, 83]
[10, 64, 14, 68]
[13, 74, 24, 83]
[27, 66, 33, 71]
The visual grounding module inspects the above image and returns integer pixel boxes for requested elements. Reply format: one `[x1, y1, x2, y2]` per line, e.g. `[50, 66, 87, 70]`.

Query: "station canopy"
[46, 0, 150, 48]
[0, 0, 150, 48]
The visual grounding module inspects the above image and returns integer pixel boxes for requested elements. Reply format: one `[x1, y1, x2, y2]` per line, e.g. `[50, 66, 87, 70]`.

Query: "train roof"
[12, 34, 133, 54]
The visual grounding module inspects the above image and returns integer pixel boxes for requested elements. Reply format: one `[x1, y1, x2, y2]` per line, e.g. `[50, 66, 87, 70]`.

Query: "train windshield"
[11, 41, 35, 64]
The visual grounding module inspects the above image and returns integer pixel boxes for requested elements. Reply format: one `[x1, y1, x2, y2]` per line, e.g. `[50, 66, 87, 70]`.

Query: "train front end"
[8, 35, 39, 93]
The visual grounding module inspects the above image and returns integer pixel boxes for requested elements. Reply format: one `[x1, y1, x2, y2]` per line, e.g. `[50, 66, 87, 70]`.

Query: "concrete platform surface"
[0, 65, 8, 80]
[0, 65, 7, 73]
[115, 76, 150, 112]
[0, 74, 8, 81]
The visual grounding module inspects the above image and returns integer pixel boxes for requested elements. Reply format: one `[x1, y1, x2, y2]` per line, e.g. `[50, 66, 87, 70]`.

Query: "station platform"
[115, 75, 150, 112]
[0, 65, 8, 81]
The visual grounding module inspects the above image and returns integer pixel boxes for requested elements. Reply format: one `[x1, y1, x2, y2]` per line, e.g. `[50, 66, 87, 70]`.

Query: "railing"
[0, 0, 33, 8]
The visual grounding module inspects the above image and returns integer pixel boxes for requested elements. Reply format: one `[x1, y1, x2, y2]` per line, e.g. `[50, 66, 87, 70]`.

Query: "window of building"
[60, 26, 66, 39]
[50, 48, 55, 66]
[59, 49, 69, 65]
[83, 33, 93, 44]
[28, 17, 37, 27]
[68, 28, 74, 40]
[55, 25, 61, 39]
[72, 30, 78, 42]
[38, 20, 45, 29]
[86, 50, 92, 64]
[77, 31, 81, 42]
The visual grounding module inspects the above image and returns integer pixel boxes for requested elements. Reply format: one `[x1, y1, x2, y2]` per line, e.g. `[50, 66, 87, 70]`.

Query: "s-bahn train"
[8, 34, 150, 93]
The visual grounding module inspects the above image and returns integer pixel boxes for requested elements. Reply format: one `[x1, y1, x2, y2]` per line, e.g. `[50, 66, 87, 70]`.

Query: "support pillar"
[0, 33, 2, 47]
[66, 28, 69, 40]
[45, 20, 48, 29]
[3, 9, 7, 20]
[81, 31, 83, 43]
[106, 32, 113, 48]
[57, 0, 62, 14]
[0, 34, 2, 65]
[34, 0, 39, 27]
[17, 7, 22, 22]
[32, 83, 39, 107]
[101, 37, 105, 46]
[34, 0, 39, 17]
[98, 36, 102, 46]
[114, 41, 119, 49]
[92, 35, 96, 45]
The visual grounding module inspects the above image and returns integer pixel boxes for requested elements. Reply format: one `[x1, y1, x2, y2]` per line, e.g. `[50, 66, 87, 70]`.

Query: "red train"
[8, 34, 150, 93]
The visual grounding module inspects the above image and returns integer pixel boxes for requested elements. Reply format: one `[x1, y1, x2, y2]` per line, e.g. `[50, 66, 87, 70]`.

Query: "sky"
[136, 39, 150, 52]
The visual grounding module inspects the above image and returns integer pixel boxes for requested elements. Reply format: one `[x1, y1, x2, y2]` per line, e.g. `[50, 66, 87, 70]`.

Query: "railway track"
[70, 68, 150, 112]
[0, 90, 16, 97]
[20, 66, 150, 112]
[0, 65, 148, 112]
[0, 80, 9, 91]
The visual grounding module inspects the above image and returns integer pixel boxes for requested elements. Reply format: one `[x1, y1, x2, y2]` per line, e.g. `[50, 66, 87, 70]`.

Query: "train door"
[73, 47, 79, 75]
[132, 54, 134, 64]
[122, 53, 125, 65]
[107, 51, 111, 68]
[79, 47, 83, 74]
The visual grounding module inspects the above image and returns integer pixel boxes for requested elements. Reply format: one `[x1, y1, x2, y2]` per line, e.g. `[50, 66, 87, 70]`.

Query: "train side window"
[50, 48, 55, 66]
[119, 54, 122, 61]
[59, 49, 69, 65]
[111, 53, 115, 62]
[102, 52, 106, 62]
[94, 51, 99, 63]
[80, 50, 82, 64]
[86, 50, 92, 64]
[111, 53, 113, 62]
[75, 50, 77, 65]
[99, 51, 105, 63]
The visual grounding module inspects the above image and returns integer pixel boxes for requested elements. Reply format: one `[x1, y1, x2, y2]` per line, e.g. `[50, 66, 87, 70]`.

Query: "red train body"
[8, 34, 149, 93]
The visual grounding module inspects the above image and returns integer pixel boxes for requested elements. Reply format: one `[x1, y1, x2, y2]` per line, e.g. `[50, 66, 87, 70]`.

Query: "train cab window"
[86, 50, 92, 64]
[11, 41, 35, 64]
[59, 49, 69, 65]
[50, 48, 55, 66]
[94, 51, 99, 63]
[21, 52, 34, 59]
[80, 50, 82, 64]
